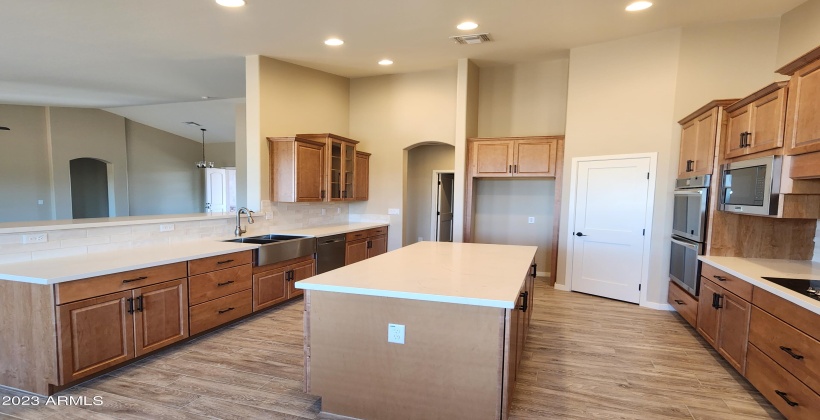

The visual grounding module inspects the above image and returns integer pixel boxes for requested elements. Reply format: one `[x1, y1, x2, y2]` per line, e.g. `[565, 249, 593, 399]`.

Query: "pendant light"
[195, 128, 214, 168]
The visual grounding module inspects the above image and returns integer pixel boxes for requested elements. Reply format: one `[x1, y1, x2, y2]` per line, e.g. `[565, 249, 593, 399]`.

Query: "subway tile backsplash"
[0, 201, 349, 264]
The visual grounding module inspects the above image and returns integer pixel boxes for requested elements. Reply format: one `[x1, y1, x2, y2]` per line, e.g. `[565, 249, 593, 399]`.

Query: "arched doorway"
[404, 142, 455, 245]
[69, 158, 110, 219]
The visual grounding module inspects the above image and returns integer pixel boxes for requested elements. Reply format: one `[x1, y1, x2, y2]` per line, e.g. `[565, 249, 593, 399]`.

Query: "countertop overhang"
[698, 255, 820, 315]
[296, 241, 538, 309]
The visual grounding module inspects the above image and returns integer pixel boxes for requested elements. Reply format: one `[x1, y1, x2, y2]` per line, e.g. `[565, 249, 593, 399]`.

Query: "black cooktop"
[761, 277, 820, 300]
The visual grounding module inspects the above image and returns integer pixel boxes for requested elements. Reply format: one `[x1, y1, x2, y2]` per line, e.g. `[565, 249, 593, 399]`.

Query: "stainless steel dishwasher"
[316, 234, 346, 274]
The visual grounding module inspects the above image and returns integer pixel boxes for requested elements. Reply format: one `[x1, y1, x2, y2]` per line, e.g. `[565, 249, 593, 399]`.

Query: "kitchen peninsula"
[297, 241, 537, 420]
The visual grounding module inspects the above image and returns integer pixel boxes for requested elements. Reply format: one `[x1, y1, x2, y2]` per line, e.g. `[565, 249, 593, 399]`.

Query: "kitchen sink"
[224, 234, 316, 266]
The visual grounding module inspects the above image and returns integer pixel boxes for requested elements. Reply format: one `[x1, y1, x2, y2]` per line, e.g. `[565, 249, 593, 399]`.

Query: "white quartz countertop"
[0, 241, 259, 285]
[275, 222, 388, 237]
[698, 256, 820, 315]
[296, 242, 537, 309]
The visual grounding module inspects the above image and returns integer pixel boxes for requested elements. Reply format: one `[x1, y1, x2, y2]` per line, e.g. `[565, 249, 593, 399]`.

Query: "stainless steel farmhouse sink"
[224, 234, 316, 266]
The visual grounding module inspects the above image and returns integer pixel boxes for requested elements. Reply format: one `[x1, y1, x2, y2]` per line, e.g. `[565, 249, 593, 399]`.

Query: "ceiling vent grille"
[450, 33, 492, 45]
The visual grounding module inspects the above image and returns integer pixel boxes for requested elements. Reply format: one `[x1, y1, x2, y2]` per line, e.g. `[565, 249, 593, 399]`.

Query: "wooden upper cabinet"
[469, 136, 561, 178]
[298, 133, 359, 202]
[133, 279, 189, 356]
[677, 100, 735, 177]
[57, 291, 135, 383]
[268, 136, 326, 203]
[354, 151, 370, 201]
[779, 46, 820, 156]
[724, 82, 788, 160]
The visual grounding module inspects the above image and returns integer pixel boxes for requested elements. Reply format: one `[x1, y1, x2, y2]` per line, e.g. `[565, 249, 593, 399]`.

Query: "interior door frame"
[430, 170, 455, 241]
[563, 152, 657, 307]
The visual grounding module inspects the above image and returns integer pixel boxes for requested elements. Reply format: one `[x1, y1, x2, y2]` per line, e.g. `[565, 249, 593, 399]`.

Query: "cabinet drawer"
[368, 227, 388, 237]
[346, 230, 368, 242]
[749, 306, 819, 392]
[55, 262, 187, 305]
[188, 251, 253, 276]
[667, 281, 698, 327]
[189, 289, 252, 335]
[746, 344, 820, 420]
[753, 287, 820, 341]
[700, 264, 752, 301]
[189, 264, 252, 306]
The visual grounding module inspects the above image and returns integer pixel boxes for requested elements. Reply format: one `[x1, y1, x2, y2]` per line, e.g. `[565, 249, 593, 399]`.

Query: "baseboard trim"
[642, 301, 674, 311]
[553, 283, 571, 291]
[536, 271, 550, 278]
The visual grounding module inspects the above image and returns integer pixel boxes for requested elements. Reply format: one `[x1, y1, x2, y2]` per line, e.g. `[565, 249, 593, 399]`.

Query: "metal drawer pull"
[122, 276, 148, 284]
[713, 275, 726, 281]
[217, 280, 235, 287]
[216, 259, 234, 265]
[218, 307, 235, 314]
[126, 297, 135, 314]
[136, 296, 144, 312]
[774, 390, 798, 407]
[779, 346, 804, 360]
[674, 299, 685, 305]
[519, 291, 529, 313]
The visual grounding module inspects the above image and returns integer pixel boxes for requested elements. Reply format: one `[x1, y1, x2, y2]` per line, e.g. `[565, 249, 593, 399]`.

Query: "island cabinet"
[723, 82, 789, 160]
[252, 255, 315, 311]
[469, 136, 558, 177]
[188, 251, 253, 335]
[300, 242, 538, 420]
[778, 44, 820, 157]
[55, 262, 189, 384]
[746, 287, 820, 419]
[676, 100, 737, 178]
[267, 136, 326, 202]
[696, 264, 753, 374]
[345, 226, 388, 265]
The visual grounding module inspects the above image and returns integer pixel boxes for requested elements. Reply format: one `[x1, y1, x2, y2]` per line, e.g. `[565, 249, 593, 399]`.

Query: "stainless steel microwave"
[720, 156, 781, 216]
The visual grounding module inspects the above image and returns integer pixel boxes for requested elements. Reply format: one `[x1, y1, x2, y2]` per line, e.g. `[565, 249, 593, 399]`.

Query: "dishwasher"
[316, 234, 346, 274]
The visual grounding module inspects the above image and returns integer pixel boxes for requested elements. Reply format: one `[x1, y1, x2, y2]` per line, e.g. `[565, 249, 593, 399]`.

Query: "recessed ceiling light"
[625, 1, 652, 11]
[201, 96, 211, 100]
[378, 59, 393, 66]
[457, 22, 479, 30]
[324, 38, 344, 46]
[216, 0, 246, 7]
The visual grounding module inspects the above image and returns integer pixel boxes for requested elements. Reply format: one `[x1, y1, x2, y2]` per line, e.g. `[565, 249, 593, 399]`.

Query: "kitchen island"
[296, 241, 537, 420]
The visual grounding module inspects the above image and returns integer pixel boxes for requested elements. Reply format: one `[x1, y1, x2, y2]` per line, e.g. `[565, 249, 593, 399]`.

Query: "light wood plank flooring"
[0, 280, 781, 419]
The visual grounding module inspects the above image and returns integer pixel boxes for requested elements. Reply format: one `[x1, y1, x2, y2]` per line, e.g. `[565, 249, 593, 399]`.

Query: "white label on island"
[388, 323, 405, 344]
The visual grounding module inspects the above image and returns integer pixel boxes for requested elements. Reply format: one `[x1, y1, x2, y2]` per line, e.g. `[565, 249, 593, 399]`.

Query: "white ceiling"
[0, 0, 807, 140]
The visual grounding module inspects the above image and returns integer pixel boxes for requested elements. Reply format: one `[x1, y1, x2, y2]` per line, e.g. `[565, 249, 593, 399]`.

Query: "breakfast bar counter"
[296, 242, 538, 420]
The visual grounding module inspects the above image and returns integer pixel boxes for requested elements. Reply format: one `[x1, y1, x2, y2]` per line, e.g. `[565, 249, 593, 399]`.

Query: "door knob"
[575, 232, 587, 237]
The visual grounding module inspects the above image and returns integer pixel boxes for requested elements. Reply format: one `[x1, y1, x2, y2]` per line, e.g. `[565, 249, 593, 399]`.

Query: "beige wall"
[777, 0, 820, 67]
[477, 59, 570, 137]
[674, 19, 781, 119]
[404, 144, 455, 245]
[558, 29, 682, 305]
[0, 105, 52, 222]
[349, 68, 458, 251]
[125, 120, 204, 216]
[474, 179, 555, 275]
[205, 142, 236, 168]
[49, 107, 129, 220]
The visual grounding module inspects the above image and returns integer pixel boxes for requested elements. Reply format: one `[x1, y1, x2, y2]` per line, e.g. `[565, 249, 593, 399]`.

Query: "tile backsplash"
[0, 201, 349, 264]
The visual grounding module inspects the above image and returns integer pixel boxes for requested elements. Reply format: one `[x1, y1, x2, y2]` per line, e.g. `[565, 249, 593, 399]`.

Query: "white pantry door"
[571, 157, 651, 303]
[205, 168, 227, 213]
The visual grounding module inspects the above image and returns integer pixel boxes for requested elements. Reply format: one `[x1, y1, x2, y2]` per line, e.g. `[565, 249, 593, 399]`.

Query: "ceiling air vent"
[450, 33, 492, 45]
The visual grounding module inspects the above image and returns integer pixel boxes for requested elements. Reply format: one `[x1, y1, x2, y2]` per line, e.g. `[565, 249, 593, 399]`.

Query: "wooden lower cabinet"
[696, 279, 721, 347]
[345, 227, 389, 265]
[746, 344, 820, 420]
[345, 239, 367, 265]
[367, 235, 387, 258]
[133, 279, 189, 356]
[57, 291, 135, 384]
[253, 256, 315, 312]
[696, 277, 751, 374]
[667, 280, 698, 327]
[501, 267, 535, 418]
[190, 290, 253, 335]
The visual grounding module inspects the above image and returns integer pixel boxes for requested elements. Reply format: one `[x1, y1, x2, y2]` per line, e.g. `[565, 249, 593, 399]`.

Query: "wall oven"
[669, 175, 709, 297]
[720, 155, 782, 216]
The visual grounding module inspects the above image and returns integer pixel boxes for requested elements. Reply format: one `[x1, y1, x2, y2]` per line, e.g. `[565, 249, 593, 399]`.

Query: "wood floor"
[0, 280, 782, 419]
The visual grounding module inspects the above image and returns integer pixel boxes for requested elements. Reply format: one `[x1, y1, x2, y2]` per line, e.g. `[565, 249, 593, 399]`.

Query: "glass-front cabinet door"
[327, 138, 357, 201]
[330, 140, 342, 200]
[344, 143, 355, 199]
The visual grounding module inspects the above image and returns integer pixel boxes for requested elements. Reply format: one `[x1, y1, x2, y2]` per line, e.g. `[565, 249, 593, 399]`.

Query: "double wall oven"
[670, 175, 709, 296]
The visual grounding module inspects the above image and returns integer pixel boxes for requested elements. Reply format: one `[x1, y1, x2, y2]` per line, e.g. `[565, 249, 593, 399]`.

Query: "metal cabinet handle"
[126, 297, 135, 314]
[122, 276, 148, 284]
[713, 275, 726, 281]
[712, 293, 723, 309]
[779, 346, 804, 360]
[514, 164, 518, 173]
[530, 263, 537, 278]
[508, 165, 512, 173]
[686, 160, 694, 172]
[216, 259, 234, 265]
[519, 291, 529, 312]
[218, 307, 235, 314]
[136, 296, 144, 312]
[774, 390, 799, 407]
[674, 299, 685, 305]
[217, 280, 235, 287]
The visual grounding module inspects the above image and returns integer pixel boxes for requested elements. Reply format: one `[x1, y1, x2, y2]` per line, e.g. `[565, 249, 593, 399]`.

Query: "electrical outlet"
[388, 323, 405, 344]
[37, 200, 44, 205]
[21, 233, 47, 244]
[388, 208, 400, 215]
[159, 224, 175, 232]
[528, 217, 535, 224]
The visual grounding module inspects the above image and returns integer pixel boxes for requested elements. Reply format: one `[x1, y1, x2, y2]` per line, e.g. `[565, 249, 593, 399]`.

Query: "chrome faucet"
[235, 207, 255, 236]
